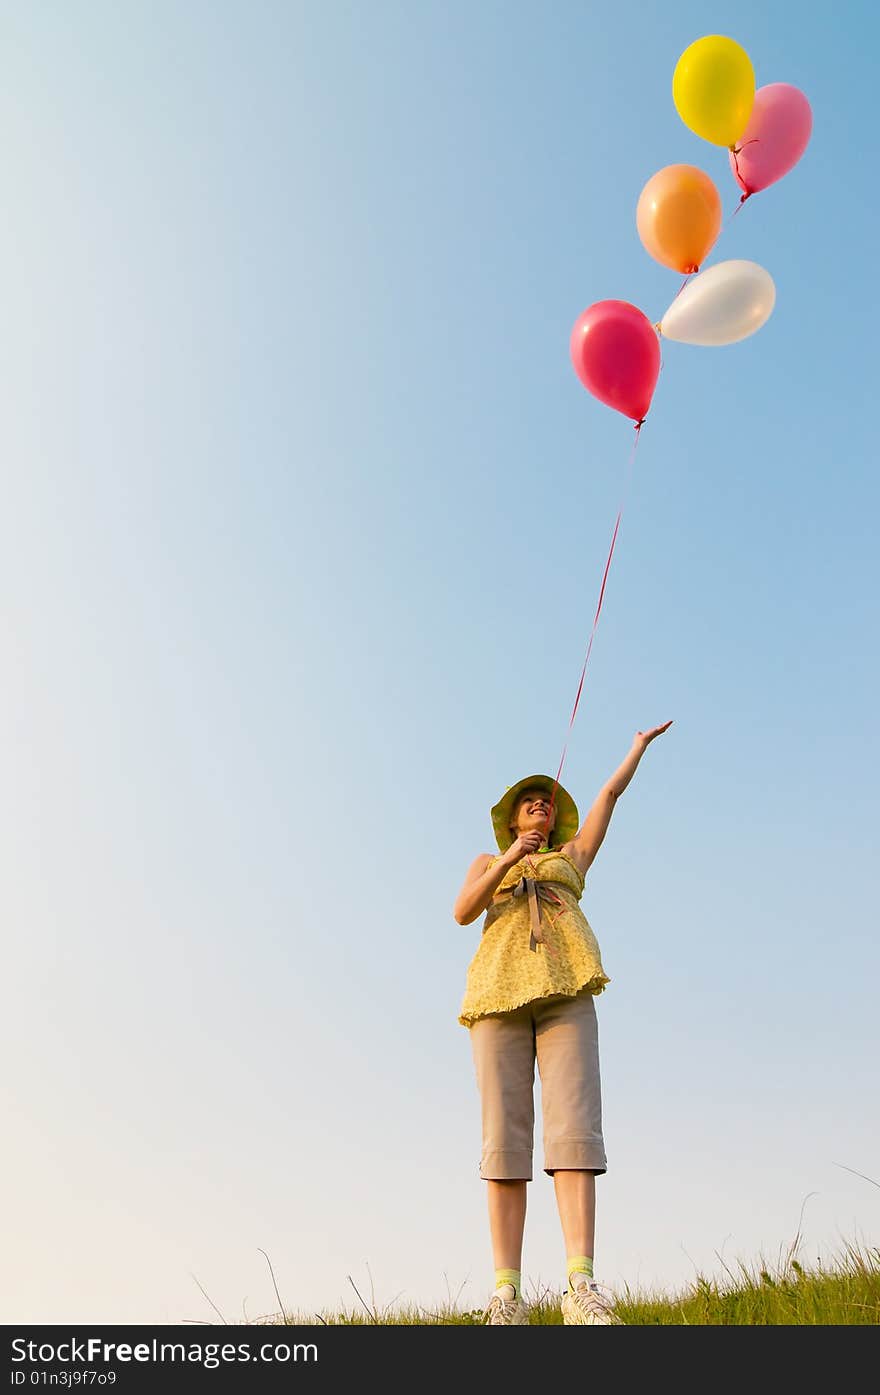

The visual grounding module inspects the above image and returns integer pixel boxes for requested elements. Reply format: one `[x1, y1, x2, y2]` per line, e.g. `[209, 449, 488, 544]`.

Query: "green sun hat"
[491, 775, 580, 852]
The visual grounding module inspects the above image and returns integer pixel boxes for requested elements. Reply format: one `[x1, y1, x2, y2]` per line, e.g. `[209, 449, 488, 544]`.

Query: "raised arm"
[569, 721, 673, 873]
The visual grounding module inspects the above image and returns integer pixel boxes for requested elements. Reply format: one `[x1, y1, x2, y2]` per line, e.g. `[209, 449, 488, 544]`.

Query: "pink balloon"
[569, 300, 660, 424]
[729, 82, 812, 197]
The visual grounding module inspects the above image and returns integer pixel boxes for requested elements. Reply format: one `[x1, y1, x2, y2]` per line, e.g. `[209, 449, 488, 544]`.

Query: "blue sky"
[1, 0, 877, 1323]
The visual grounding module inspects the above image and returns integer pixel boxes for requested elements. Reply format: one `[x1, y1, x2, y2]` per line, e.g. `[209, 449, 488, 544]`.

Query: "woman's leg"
[555, 1167, 623, 1322]
[536, 995, 623, 1324]
[469, 1007, 536, 1184]
[487, 1179, 528, 1270]
[535, 991, 606, 1266]
[470, 1006, 535, 1286]
[552, 1170, 596, 1259]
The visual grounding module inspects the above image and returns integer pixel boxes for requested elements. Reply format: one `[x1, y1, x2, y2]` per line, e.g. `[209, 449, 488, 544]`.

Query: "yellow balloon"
[673, 35, 755, 147]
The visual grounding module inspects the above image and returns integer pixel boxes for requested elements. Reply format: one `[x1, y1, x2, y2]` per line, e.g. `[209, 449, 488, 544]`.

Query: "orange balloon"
[636, 164, 722, 274]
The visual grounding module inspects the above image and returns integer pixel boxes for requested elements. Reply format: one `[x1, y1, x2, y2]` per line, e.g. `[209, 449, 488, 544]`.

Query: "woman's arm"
[570, 721, 673, 873]
[457, 848, 513, 926]
[454, 851, 517, 925]
[454, 828, 546, 925]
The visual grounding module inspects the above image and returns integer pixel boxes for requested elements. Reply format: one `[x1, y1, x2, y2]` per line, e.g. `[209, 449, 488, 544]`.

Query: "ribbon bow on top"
[504, 875, 571, 956]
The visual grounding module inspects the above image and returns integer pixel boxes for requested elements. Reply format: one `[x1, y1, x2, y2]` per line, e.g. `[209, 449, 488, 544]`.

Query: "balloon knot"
[740, 192, 750, 204]
[634, 418, 645, 431]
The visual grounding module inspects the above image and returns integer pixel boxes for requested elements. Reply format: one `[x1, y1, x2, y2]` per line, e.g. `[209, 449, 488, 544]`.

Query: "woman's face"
[510, 788, 557, 842]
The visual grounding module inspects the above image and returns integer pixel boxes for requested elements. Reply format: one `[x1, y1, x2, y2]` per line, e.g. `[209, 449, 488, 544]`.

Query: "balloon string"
[662, 194, 750, 318]
[710, 196, 748, 256]
[730, 137, 760, 193]
[661, 145, 760, 322]
[541, 423, 643, 846]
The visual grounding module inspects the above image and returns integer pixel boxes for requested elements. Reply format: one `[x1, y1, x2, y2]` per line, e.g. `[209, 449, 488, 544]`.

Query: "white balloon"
[659, 259, 776, 346]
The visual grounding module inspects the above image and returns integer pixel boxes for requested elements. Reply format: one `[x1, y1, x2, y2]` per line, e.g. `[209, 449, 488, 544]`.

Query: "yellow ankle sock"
[567, 1255, 594, 1291]
[494, 1268, 521, 1299]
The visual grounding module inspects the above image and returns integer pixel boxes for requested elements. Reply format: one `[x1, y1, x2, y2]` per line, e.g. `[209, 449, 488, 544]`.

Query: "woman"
[454, 721, 673, 1325]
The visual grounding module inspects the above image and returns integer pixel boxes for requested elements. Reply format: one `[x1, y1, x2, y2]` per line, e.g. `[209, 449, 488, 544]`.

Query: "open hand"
[634, 720, 673, 751]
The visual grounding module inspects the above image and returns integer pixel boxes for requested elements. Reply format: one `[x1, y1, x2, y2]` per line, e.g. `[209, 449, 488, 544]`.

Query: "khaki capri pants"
[469, 988, 606, 1180]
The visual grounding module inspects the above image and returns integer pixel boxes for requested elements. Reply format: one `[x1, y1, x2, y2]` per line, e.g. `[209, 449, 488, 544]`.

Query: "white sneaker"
[561, 1279, 624, 1325]
[484, 1283, 529, 1325]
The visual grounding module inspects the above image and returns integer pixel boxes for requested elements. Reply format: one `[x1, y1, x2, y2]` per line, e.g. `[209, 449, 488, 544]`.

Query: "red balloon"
[570, 300, 660, 423]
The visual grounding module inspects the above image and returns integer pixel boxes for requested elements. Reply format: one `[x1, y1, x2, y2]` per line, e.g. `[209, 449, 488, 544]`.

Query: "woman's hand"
[634, 720, 673, 752]
[504, 830, 546, 866]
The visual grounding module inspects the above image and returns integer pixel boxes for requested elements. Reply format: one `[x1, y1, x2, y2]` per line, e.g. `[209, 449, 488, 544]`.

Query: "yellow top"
[457, 849, 610, 1028]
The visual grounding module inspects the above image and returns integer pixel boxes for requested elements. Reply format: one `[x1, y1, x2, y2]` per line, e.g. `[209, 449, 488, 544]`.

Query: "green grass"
[225, 1240, 880, 1326]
